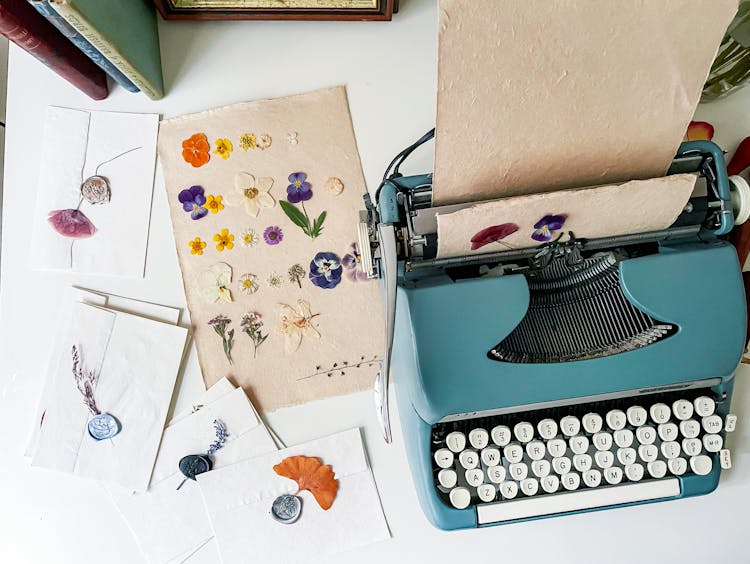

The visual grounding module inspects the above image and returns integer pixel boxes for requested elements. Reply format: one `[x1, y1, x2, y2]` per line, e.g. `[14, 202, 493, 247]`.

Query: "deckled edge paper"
[436, 174, 696, 258]
[433, 0, 738, 205]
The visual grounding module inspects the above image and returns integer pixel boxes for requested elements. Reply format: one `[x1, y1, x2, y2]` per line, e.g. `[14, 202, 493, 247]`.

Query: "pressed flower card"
[157, 87, 385, 413]
[29, 107, 159, 277]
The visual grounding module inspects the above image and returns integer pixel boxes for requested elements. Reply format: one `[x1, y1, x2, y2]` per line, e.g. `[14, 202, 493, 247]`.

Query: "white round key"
[531, 459, 551, 478]
[606, 410, 627, 431]
[445, 432, 466, 453]
[526, 441, 546, 461]
[552, 456, 572, 475]
[504, 443, 524, 464]
[593, 432, 613, 451]
[680, 419, 701, 439]
[703, 434, 723, 453]
[658, 422, 679, 442]
[537, 418, 558, 440]
[449, 487, 471, 509]
[438, 469, 457, 488]
[647, 460, 667, 479]
[513, 422, 534, 443]
[491, 425, 512, 447]
[595, 450, 614, 469]
[702, 415, 723, 434]
[694, 396, 715, 417]
[636, 426, 656, 445]
[650, 403, 671, 424]
[573, 454, 593, 473]
[481, 447, 501, 467]
[626, 406, 648, 427]
[560, 416, 581, 437]
[500, 481, 518, 499]
[582, 413, 603, 434]
[672, 399, 694, 421]
[668, 457, 688, 476]
[583, 469, 602, 488]
[617, 447, 636, 466]
[682, 438, 702, 457]
[459, 450, 479, 469]
[434, 448, 454, 468]
[509, 463, 528, 481]
[569, 435, 589, 455]
[487, 465, 506, 484]
[614, 429, 634, 448]
[469, 428, 489, 450]
[562, 472, 580, 491]
[690, 455, 713, 476]
[660, 441, 681, 459]
[520, 478, 539, 496]
[638, 444, 658, 463]
[604, 466, 623, 485]
[477, 484, 496, 503]
[541, 474, 560, 494]
[465, 468, 485, 487]
[547, 438, 567, 458]
[625, 463, 644, 482]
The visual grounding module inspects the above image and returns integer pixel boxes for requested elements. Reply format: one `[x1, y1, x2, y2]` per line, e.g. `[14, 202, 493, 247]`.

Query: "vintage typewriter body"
[358, 135, 745, 529]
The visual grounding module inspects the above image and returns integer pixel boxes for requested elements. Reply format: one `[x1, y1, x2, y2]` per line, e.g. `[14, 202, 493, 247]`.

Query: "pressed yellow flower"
[239, 133, 257, 151]
[205, 194, 224, 214]
[213, 228, 234, 252]
[213, 138, 233, 160]
[188, 237, 206, 256]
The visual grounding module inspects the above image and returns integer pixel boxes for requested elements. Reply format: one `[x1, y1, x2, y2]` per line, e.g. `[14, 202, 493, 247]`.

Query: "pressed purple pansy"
[47, 209, 97, 238]
[263, 226, 284, 245]
[531, 214, 566, 242]
[286, 172, 313, 204]
[309, 252, 343, 289]
[178, 185, 208, 220]
[342, 243, 369, 282]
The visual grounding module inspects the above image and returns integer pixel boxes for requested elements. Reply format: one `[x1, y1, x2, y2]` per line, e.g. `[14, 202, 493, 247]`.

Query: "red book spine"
[0, 0, 107, 100]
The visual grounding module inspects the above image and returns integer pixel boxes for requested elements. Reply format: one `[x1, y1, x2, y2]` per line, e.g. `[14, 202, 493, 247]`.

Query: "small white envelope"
[197, 428, 390, 564]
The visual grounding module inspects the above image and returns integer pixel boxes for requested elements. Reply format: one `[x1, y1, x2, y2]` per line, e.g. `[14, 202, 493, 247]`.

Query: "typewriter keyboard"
[431, 390, 737, 524]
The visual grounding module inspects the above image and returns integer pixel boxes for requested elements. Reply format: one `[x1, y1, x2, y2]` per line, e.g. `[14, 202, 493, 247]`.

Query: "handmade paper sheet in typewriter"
[157, 86, 384, 413]
[197, 428, 390, 564]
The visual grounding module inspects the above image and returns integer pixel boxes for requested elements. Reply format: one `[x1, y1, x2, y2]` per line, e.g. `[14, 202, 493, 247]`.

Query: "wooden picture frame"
[153, 0, 397, 21]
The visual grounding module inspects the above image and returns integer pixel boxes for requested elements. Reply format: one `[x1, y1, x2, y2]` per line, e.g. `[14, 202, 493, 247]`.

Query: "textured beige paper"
[433, 0, 737, 205]
[436, 174, 696, 258]
[158, 87, 384, 413]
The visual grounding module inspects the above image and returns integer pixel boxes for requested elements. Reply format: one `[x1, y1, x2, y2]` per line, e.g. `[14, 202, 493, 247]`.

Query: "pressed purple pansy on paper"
[48, 209, 97, 238]
[286, 172, 313, 203]
[279, 172, 327, 239]
[178, 185, 208, 220]
[264, 226, 283, 245]
[309, 252, 343, 289]
[532, 214, 566, 242]
[342, 243, 369, 282]
[470, 223, 519, 251]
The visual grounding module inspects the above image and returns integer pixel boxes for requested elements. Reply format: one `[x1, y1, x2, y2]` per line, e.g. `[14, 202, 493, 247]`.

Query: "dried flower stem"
[297, 355, 382, 381]
[72, 345, 100, 415]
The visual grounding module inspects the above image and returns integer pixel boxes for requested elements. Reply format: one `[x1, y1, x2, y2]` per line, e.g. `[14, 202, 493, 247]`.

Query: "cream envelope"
[109, 386, 278, 564]
[31, 302, 188, 492]
[197, 428, 390, 564]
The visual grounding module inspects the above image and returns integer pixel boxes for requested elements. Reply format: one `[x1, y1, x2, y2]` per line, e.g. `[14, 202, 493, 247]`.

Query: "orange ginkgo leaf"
[273, 455, 339, 510]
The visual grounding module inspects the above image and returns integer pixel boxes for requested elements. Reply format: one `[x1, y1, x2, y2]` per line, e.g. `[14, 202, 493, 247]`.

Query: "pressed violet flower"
[240, 312, 267, 358]
[531, 214, 566, 242]
[182, 133, 211, 168]
[208, 315, 234, 364]
[205, 194, 224, 214]
[178, 185, 208, 220]
[470, 223, 519, 250]
[227, 172, 275, 218]
[286, 172, 313, 203]
[280, 172, 326, 239]
[241, 228, 259, 248]
[309, 252, 343, 289]
[189, 237, 207, 256]
[213, 228, 235, 252]
[47, 209, 97, 238]
[342, 243, 369, 282]
[264, 226, 283, 245]
[277, 299, 320, 352]
[239, 273, 259, 295]
[213, 138, 233, 160]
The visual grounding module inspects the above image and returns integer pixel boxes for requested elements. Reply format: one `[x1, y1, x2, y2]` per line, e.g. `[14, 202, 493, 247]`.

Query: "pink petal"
[470, 223, 519, 250]
[47, 209, 97, 239]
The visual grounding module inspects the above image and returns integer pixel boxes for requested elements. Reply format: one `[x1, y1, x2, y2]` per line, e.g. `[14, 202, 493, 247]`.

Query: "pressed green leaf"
[279, 201, 310, 231]
[311, 210, 327, 237]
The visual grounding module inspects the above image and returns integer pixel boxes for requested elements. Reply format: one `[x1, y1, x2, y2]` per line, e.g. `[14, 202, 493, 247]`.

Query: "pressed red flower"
[470, 223, 519, 250]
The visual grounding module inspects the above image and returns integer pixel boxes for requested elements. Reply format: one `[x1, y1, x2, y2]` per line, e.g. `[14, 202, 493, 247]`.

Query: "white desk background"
[1, 1, 749, 562]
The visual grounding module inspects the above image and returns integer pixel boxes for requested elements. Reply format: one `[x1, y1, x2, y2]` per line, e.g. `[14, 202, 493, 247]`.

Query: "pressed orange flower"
[273, 455, 338, 510]
[205, 194, 224, 214]
[213, 228, 234, 252]
[188, 237, 207, 255]
[182, 133, 210, 168]
[213, 138, 233, 160]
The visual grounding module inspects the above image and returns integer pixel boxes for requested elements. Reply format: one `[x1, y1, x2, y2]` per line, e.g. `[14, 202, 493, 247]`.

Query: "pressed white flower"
[286, 132, 299, 145]
[198, 262, 233, 303]
[241, 228, 258, 248]
[239, 273, 259, 295]
[277, 299, 320, 352]
[267, 272, 283, 288]
[226, 172, 275, 218]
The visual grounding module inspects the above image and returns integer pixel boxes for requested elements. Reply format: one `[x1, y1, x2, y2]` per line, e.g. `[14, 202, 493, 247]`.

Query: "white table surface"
[2, 1, 750, 561]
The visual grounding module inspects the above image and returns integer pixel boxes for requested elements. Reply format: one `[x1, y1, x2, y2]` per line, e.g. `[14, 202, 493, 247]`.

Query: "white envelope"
[109, 386, 278, 564]
[31, 302, 188, 491]
[198, 428, 390, 564]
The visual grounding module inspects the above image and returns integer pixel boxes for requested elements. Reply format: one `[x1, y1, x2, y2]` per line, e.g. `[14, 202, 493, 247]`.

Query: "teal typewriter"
[358, 133, 745, 529]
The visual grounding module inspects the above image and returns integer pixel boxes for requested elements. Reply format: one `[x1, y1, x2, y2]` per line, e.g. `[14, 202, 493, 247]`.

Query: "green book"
[49, 0, 163, 100]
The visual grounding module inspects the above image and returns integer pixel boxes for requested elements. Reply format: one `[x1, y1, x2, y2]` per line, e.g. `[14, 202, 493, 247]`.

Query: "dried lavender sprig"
[72, 345, 100, 415]
[207, 419, 229, 455]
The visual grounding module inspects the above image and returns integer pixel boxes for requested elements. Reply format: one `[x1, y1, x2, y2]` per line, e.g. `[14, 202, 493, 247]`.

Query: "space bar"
[477, 479, 680, 524]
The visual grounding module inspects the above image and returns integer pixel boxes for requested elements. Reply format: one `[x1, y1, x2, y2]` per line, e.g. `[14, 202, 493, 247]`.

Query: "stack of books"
[0, 0, 164, 100]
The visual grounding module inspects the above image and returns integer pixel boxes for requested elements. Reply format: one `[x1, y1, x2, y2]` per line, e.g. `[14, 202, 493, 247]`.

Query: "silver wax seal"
[271, 494, 302, 524]
[88, 413, 121, 440]
[81, 175, 111, 204]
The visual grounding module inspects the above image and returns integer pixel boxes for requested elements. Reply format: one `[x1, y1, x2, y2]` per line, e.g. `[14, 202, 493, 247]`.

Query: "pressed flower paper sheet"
[158, 87, 384, 413]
